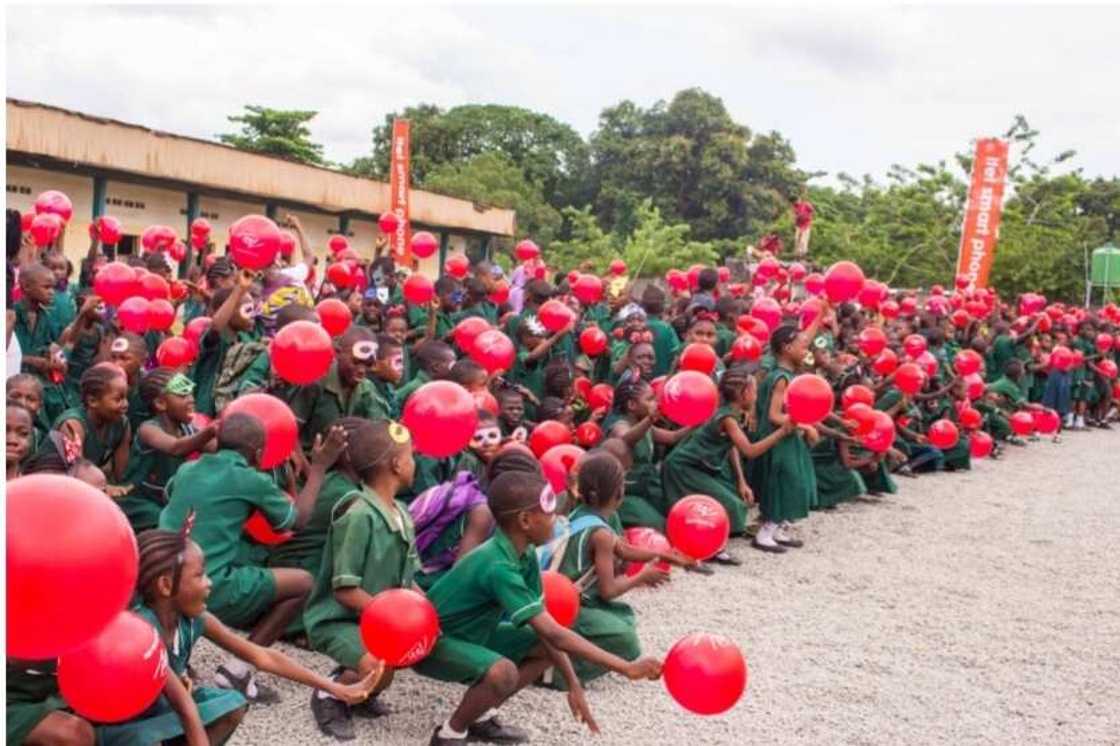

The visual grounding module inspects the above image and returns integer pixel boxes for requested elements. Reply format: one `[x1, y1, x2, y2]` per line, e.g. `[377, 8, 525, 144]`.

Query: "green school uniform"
[268, 471, 360, 576]
[646, 317, 681, 378]
[289, 364, 391, 450]
[160, 450, 297, 628]
[1071, 336, 1098, 403]
[13, 300, 73, 423]
[127, 382, 151, 436]
[305, 485, 419, 669]
[191, 328, 258, 417]
[752, 366, 816, 524]
[921, 398, 972, 471]
[120, 419, 199, 532]
[396, 369, 430, 409]
[97, 605, 245, 746]
[510, 350, 548, 400]
[988, 376, 1026, 410]
[370, 377, 400, 419]
[856, 446, 898, 495]
[413, 529, 543, 684]
[47, 284, 77, 329]
[715, 324, 737, 358]
[402, 455, 455, 503]
[602, 413, 668, 531]
[662, 405, 748, 535]
[552, 506, 640, 685]
[810, 437, 865, 508]
[5, 660, 71, 746]
[52, 407, 128, 476]
[63, 322, 106, 402]
[408, 305, 455, 341]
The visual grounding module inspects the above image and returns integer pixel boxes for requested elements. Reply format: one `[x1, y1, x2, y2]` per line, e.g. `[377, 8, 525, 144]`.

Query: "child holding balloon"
[96, 523, 377, 746]
[13, 262, 74, 424]
[52, 362, 131, 483]
[305, 419, 418, 739]
[108, 332, 154, 434]
[191, 269, 259, 417]
[416, 470, 662, 746]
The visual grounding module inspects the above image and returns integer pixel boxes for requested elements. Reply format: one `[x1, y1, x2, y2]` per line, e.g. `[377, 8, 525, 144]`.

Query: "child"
[191, 269, 259, 417]
[511, 315, 574, 403]
[122, 368, 218, 533]
[97, 524, 376, 745]
[751, 322, 826, 553]
[497, 387, 529, 440]
[544, 451, 693, 685]
[159, 413, 347, 703]
[7, 402, 34, 479]
[6, 655, 96, 746]
[397, 340, 456, 405]
[12, 262, 72, 423]
[42, 249, 77, 328]
[108, 332, 153, 434]
[53, 362, 131, 483]
[7, 373, 48, 456]
[355, 288, 383, 330]
[415, 470, 663, 745]
[640, 285, 681, 378]
[370, 333, 404, 418]
[304, 420, 418, 739]
[665, 365, 796, 560]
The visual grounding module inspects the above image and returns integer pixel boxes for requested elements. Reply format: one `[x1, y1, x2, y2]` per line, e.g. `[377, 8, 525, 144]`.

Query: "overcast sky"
[6, 4, 1119, 183]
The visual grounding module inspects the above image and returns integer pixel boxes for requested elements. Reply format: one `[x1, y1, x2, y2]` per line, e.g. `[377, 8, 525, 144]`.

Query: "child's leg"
[447, 658, 521, 733]
[249, 568, 313, 646]
[205, 704, 247, 746]
[23, 711, 96, 746]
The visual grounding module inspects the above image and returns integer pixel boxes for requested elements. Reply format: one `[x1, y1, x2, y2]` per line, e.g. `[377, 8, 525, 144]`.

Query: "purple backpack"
[408, 472, 489, 574]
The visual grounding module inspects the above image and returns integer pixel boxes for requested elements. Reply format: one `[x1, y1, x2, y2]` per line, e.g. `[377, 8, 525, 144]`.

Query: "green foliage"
[219, 106, 326, 165]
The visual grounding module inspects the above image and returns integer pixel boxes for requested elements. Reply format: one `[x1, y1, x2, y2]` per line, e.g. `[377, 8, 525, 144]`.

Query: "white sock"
[439, 721, 468, 739]
[1064, 413, 1074, 427]
[476, 708, 499, 723]
[774, 522, 792, 542]
[756, 522, 778, 546]
[1076, 415, 1085, 428]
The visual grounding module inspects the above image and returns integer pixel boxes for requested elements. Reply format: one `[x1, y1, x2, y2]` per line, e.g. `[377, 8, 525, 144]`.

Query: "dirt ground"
[194, 428, 1119, 746]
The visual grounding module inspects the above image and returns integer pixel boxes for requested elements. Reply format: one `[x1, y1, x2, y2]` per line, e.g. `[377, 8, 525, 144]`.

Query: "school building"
[5, 98, 517, 276]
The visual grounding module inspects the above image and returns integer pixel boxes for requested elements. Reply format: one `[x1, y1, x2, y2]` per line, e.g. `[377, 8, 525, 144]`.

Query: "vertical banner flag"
[388, 118, 412, 265]
[955, 138, 1009, 288]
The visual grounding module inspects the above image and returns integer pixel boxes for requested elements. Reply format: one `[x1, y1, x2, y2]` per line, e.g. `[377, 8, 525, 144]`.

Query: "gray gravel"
[192, 428, 1120, 746]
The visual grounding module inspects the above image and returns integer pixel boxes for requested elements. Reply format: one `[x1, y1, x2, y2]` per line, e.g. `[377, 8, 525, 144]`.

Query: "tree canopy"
[219, 106, 327, 165]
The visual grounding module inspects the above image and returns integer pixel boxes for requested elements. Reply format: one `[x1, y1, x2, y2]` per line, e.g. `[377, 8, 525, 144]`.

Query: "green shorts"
[413, 622, 540, 684]
[309, 622, 367, 670]
[206, 564, 277, 629]
[7, 696, 67, 745]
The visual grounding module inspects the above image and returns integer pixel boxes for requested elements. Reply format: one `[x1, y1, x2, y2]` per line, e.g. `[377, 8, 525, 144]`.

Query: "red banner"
[955, 138, 1009, 288]
[388, 118, 412, 265]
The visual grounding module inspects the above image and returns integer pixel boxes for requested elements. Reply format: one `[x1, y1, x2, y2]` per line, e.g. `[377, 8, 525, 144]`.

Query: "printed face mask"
[470, 426, 502, 449]
[389, 353, 404, 375]
[352, 340, 378, 363]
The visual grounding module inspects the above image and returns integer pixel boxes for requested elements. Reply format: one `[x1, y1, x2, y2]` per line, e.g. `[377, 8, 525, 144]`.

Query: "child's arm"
[138, 421, 219, 457]
[526, 321, 575, 363]
[610, 414, 655, 449]
[539, 639, 600, 734]
[725, 416, 793, 460]
[457, 505, 494, 560]
[160, 666, 210, 746]
[210, 271, 252, 334]
[728, 446, 753, 504]
[110, 421, 132, 482]
[528, 611, 661, 680]
[768, 377, 790, 429]
[333, 587, 376, 615]
[590, 530, 668, 600]
[651, 423, 695, 445]
[201, 612, 379, 703]
[292, 426, 348, 528]
[57, 295, 101, 349]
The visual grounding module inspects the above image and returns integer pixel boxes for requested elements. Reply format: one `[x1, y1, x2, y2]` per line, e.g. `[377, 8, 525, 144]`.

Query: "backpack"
[212, 341, 268, 412]
[536, 513, 610, 592]
[408, 472, 490, 574]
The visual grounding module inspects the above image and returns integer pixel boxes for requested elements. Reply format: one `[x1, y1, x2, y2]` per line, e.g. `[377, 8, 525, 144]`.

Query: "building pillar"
[339, 214, 351, 237]
[183, 192, 201, 279]
[265, 203, 278, 221]
[479, 235, 491, 262]
[92, 175, 107, 218]
[438, 231, 450, 277]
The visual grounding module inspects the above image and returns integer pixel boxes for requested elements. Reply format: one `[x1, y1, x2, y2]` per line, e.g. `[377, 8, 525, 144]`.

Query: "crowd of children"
[5, 202, 1119, 746]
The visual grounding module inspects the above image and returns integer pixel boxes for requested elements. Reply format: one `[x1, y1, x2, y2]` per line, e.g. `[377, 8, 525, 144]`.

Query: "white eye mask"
[470, 427, 502, 448]
[110, 337, 129, 354]
[539, 483, 557, 513]
[352, 340, 378, 362]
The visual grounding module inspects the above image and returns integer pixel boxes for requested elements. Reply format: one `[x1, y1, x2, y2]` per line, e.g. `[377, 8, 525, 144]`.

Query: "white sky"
[6, 4, 1119, 184]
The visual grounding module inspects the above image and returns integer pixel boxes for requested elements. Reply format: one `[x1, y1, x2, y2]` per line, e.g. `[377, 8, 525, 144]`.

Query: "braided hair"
[139, 367, 176, 406]
[80, 362, 126, 407]
[718, 364, 755, 404]
[577, 450, 625, 509]
[613, 378, 649, 415]
[136, 512, 197, 601]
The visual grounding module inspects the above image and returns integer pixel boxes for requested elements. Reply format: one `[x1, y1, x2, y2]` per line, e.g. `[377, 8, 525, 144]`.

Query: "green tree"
[219, 106, 326, 165]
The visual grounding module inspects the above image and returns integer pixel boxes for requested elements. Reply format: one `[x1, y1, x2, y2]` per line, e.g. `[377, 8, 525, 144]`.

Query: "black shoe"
[214, 665, 282, 705]
[351, 693, 391, 719]
[776, 537, 804, 548]
[430, 726, 467, 745]
[751, 539, 787, 554]
[708, 550, 742, 566]
[467, 716, 529, 743]
[684, 562, 715, 575]
[310, 691, 355, 741]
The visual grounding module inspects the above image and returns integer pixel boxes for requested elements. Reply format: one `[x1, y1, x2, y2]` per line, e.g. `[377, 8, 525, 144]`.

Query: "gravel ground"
[194, 428, 1120, 746]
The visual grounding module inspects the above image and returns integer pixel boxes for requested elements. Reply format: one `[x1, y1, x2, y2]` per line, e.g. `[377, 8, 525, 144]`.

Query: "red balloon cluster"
[623, 527, 672, 578]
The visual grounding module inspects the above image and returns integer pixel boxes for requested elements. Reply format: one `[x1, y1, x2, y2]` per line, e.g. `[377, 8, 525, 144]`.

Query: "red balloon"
[7, 475, 139, 659]
[623, 527, 671, 577]
[737, 315, 771, 343]
[184, 316, 212, 350]
[96, 215, 123, 245]
[58, 611, 168, 723]
[138, 272, 170, 301]
[928, 419, 959, 450]
[575, 325, 606, 357]
[893, 363, 926, 396]
[717, 266, 731, 283]
[1033, 408, 1060, 434]
[474, 389, 500, 416]
[872, 349, 899, 377]
[664, 632, 747, 715]
[228, 214, 281, 270]
[587, 383, 614, 412]
[1098, 360, 1119, 380]
[146, 299, 176, 332]
[168, 240, 187, 263]
[538, 299, 575, 333]
[93, 262, 138, 307]
[378, 212, 400, 235]
[328, 235, 350, 255]
[515, 239, 541, 262]
[156, 336, 196, 368]
[730, 335, 762, 362]
[140, 225, 177, 253]
[314, 299, 352, 338]
[609, 259, 628, 276]
[660, 371, 718, 427]
[1049, 345, 1074, 372]
[964, 373, 986, 401]
[574, 421, 602, 448]
[540, 444, 585, 493]
[117, 296, 150, 333]
[541, 570, 581, 628]
[843, 402, 877, 437]
[970, 431, 994, 458]
[687, 264, 705, 290]
[403, 273, 435, 305]
[530, 420, 573, 458]
[190, 232, 209, 250]
[861, 410, 896, 453]
[679, 343, 718, 375]
[899, 296, 919, 317]
[326, 261, 359, 289]
[445, 253, 470, 279]
[756, 256, 780, 279]
[951, 309, 971, 329]
[29, 213, 63, 247]
[953, 350, 983, 377]
[277, 230, 297, 258]
[271, 320, 334, 385]
[245, 494, 295, 545]
[786, 374, 834, 425]
[750, 297, 782, 331]
[841, 384, 875, 410]
[488, 280, 510, 306]
[566, 270, 580, 287]
[903, 334, 927, 358]
[190, 218, 211, 237]
[34, 189, 73, 222]
[360, 588, 440, 667]
[823, 261, 865, 303]
[787, 262, 806, 282]
[880, 300, 901, 319]
[571, 274, 604, 306]
[1096, 333, 1114, 354]
[954, 273, 970, 290]
[857, 327, 887, 357]
[666, 269, 689, 293]
[666, 495, 730, 561]
[804, 272, 825, 296]
[1010, 411, 1035, 436]
[453, 317, 492, 353]
[914, 350, 939, 379]
[224, 394, 298, 469]
[404, 231, 435, 259]
[858, 281, 883, 310]
[470, 329, 516, 374]
[403, 381, 478, 458]
[959, 406, 982, 430]
[573, 376, 593, 402]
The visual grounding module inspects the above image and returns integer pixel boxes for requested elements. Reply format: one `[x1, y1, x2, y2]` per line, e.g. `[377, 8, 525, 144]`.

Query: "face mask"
[470, 427, 502, 449]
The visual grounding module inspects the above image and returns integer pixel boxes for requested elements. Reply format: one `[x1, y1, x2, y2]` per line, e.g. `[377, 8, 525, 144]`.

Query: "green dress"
[752, 366, 815, 524]
[602, 413, 668, 531]
[97, 604, 245, 745]
[662, 405, 748, 535]
[551, 506, 640, 686]
[52, 407, 128, 476]
[120, 419, 199, 532]
[810, 437, 865, 508]
[6, 660, 71, 746]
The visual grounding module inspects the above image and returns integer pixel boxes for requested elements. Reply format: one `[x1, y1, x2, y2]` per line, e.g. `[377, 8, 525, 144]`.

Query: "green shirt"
[304, 485, 419, 635]
[13, 300, 65, 365]
[396, 369, 431, 409]
[124, 418, 197, 503]
[52, 406, 128, 474]
[159, 450, 297, 576]
[647, 317, 681, 378]
[269, 471, 360, 574]
[290, 363, 392, 449]
[987, 375, 1026, 410]
[425, 528, 545, 643]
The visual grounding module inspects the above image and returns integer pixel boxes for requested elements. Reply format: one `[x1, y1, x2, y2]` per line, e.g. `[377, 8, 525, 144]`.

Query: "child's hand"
[179, 672, 193, 695]
[737, 480, 755, 504]
[567, 685, 601, 734]
[310, 426, 348, 469]
[797, 424, 820, 444]
[663, 549, 698, 569]
[79, 294, 103, 319]
[330, 661, 385, 705]
[236, 269, 255, 290]
[623, 657, 663, 681]
[637, 563, 671, 587]
[106, 484, 134, 500]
